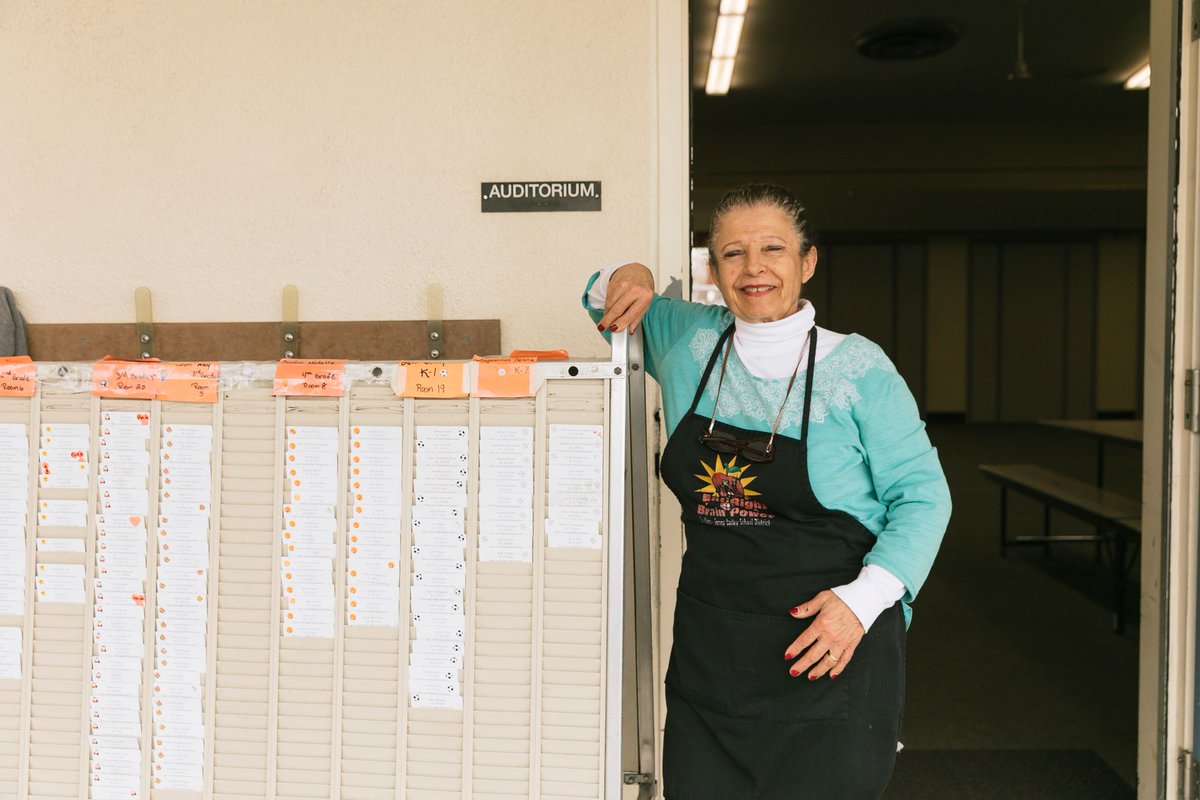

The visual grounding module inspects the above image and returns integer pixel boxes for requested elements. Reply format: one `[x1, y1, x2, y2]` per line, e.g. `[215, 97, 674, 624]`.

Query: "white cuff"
[586, 261, 640, 310]
[830, 565, 905, 633]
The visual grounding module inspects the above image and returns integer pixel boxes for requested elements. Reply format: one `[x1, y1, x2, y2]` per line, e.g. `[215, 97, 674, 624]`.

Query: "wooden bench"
[979, 463, 1141, 633]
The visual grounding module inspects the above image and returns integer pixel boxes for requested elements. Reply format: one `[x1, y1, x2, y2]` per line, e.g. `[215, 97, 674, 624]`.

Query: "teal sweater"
[585, 280, 951, 624]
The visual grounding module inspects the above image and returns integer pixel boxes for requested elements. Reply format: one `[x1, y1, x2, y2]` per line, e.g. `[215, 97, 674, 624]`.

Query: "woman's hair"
[706, 183, 815, 265]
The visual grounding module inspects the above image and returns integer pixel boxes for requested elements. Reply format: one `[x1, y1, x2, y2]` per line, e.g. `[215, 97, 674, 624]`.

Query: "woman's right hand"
[597, 262, 655, 334]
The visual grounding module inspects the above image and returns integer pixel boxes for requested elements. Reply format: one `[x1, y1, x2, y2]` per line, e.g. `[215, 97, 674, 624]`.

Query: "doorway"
[687, 1, 1152, 796]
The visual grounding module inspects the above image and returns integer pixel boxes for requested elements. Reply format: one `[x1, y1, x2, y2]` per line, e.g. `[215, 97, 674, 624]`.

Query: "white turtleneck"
[589, 262, 905, 632]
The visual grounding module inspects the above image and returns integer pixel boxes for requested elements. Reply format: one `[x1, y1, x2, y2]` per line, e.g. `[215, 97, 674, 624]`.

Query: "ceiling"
[691, 0, 1151, 124]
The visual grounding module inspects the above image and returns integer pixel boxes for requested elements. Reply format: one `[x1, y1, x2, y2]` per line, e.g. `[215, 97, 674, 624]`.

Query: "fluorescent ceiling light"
[719, 0, 749, 14]
[712, 14, 745, 59]
[1124, 62, 1150, 90]
[706, 57, 735, 95]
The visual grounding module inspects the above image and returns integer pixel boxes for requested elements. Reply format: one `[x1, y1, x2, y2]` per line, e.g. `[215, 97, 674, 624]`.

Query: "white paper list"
[91, 411, 150, 800]
[478, 425, 534, 563]
[0, 423, 28, 615]
[36, 422, 88, 606]
[281, 425, 336, 638]
[346, 426, 402, 627]
[546, 424, 604, 549]
[152, 420, 211, 792]
[409, 425, 466, 710]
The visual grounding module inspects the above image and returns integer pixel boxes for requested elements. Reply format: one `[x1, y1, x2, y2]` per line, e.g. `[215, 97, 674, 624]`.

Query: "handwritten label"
[396, 361, 469, 399]
[0, 356, 35, 397]
[472, 357, 537, 398]
[273, 359, 346, 397]
[91, 358, 164, 400]
[158, 362, 219, 404]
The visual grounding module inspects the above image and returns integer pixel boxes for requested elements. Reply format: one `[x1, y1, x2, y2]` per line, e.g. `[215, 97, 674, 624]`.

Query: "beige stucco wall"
[0, 0, 668, 359]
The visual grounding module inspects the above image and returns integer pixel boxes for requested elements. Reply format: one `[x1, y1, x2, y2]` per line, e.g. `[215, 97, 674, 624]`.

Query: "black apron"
[660, 324, 905, 800]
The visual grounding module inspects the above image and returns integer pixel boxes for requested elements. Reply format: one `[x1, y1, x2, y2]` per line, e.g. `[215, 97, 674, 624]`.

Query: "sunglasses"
[698, 430, 776, 463]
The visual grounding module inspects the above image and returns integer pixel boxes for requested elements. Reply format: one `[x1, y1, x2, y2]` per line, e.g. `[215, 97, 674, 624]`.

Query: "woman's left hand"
[784, 590, 865, 680]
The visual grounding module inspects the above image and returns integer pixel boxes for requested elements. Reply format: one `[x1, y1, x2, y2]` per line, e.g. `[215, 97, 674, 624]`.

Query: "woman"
[584, 184, 950, 799]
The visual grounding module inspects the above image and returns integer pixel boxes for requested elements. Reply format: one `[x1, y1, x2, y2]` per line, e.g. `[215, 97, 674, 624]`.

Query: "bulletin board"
[0, 344, 629, 800]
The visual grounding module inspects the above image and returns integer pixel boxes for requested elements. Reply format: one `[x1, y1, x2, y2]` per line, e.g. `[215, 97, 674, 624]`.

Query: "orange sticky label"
[157, 362, 219, 403]
[396, 361, 468, 398]
[91, 358, 164, 399]
[472, 356, 537, 398]
[273, 359, 346, 396]
[0, 356, 35, 397]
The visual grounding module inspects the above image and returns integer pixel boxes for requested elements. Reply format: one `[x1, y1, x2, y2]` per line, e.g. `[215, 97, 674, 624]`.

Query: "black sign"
[481, 181, 601, 213]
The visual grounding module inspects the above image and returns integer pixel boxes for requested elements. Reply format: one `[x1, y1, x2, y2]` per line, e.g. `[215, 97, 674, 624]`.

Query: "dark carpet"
[883, 749, 1135, 800]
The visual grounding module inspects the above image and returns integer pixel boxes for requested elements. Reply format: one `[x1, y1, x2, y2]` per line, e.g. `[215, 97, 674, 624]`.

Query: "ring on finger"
[826, 652, 840, 664]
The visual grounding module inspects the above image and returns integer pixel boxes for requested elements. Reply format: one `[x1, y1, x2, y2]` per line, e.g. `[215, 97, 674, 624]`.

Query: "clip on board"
[0, 335, 635, 800]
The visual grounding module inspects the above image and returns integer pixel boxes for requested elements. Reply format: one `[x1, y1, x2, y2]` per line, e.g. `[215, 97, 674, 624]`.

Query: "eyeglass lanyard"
[705, 328, 813, 454]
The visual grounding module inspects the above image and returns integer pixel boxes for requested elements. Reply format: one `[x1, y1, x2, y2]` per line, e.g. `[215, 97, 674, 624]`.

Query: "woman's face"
[709, 204, 817, 324]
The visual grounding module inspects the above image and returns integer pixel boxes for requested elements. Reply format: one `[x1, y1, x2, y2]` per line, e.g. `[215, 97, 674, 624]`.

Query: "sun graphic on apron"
[694, 455, 762, 498]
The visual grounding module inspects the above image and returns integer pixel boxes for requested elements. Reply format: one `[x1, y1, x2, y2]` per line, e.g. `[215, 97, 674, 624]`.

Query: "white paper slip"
[286, 440, 339, 458]
[286, 425, 339, 440]
[96, 563, 148, 582]
[411, 609, 465, 629]
[282, 503, 336, 521]
[410, 505, 463, 521]
[412, 478, 466, 494]
[0, 585, 24, 615]
[349, 425, 403, 441]
[479, 507, 534, 525]
[0, 461, 32, 477]
[410, 691, 463, 710]
[410, 651, 463, 669]
[347, 517, 401, 535]
[412, 491, 467, 508]
[159, 462, 211, 479]
[415, 450, 469, 468]
[283, 620, 335, 638]
[345, 540, 400, 561]
[36, 537, 84, 553]
[547, 532, 603, 549]
[548, 491, 604, 511]
[346, 609, 399, 626]
[479, 531, 533, 549]
[412, 530, 466, 548]
[95, 433, 149, 450]
[479, 452, 534, 469]
[408, 677, 461, 696]
[415, 426, 468, 440]
[411, 544, 464, 562]
[549, 423, 605, 440]
[549, 478, 605, 496]
[0, 422, 27, 436]
[480, 426, 534, 442]
[41, 421, 90, 438]
[548, 505, 605, 524]
[549, 465, 606, 483]
[414, 464, 468, 481]
[0, 499, 28, 517]
[0, 481, 28, 501]
[479, 545, 534, 563]
[161, 435, 213, 453]
[159, 448, 211, 465]
[411, 638, 464, 654]
[477, 494, 534, 512]
[40, 469, 90, 491]
[411, 519, 465, 538]
[415, 439, 468, 458]
[38, 496, 88, 517]
[411, 598, 462, 616]
[411, 568, 466, 589]
[101, 410, 151, 427]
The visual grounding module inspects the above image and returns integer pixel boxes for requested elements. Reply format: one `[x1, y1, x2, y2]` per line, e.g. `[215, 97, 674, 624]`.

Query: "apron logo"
[694, 456, 774, 525]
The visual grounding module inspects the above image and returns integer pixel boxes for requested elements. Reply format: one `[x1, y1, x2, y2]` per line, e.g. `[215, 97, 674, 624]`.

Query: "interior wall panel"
[998, 243, 1068, 421]
[968, 244, 1001, 422]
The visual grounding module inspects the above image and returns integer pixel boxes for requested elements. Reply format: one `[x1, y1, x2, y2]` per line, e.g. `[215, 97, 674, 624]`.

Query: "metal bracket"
[624, 329, 657, 800]
[134, 287, 154, 359]
[426, 284, 444, 359]
[1180, 748, 1200, 799]
[1185, 369, 1199, 432]
[282, 285, 300, 359]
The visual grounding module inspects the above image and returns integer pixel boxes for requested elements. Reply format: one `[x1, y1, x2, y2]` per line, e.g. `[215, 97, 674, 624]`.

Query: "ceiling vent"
[855, 19, 961, 61]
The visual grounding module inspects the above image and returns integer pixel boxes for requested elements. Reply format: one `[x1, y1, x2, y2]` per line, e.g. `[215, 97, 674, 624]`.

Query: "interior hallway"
[882, 422, 1139, 799]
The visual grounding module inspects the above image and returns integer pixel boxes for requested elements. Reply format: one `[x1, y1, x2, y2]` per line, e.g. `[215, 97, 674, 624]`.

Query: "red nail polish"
[789, 668, 800, 677]
[597, 323, 605, 331]
[830, 673, 838, 680]
[790, 606, 801, 616]
[783, 651, 793, 660]
[609, 324, 619, 331]
[808, 674, 817, 681]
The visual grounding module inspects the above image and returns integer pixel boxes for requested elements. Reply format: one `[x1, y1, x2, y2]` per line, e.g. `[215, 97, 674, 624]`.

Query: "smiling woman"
[583, 183, 951, 800]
